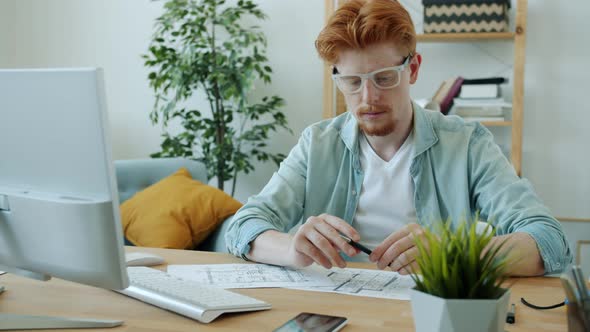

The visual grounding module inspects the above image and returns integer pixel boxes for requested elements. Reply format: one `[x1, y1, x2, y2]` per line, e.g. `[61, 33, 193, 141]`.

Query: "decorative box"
[422, 0, 511, 33]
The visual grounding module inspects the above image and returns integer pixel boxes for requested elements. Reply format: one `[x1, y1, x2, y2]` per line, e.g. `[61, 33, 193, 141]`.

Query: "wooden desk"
[0, 247, 568, 331]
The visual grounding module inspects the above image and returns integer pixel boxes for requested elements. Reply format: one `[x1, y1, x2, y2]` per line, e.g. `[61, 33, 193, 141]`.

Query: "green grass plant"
[410, 218, 511, 299]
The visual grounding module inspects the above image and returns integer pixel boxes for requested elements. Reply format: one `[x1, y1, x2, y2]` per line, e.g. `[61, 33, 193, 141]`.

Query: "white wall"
[0, 0, 324, 202]
[522, 1, 590, 219]
[522, 1, 590, 269]
[0, 0, 165, 163]
[0, 2, 14, 64]
[1, 1, 588, 233]
[226, 0, 325, 200]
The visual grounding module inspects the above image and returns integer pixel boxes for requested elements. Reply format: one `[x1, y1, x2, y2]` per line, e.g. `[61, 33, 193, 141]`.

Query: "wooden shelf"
[417, 32, 515, 42]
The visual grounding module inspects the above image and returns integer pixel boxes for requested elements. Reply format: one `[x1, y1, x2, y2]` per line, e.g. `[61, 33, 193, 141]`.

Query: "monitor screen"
[0, 68, 128, 291]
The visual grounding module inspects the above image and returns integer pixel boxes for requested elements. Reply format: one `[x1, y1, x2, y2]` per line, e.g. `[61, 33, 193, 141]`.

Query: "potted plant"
[409, 219, 512, 332]
[143, 0, 291, 196]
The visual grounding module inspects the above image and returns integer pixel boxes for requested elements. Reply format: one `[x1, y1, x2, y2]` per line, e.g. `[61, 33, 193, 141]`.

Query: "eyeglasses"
[332, 54, 412, 94]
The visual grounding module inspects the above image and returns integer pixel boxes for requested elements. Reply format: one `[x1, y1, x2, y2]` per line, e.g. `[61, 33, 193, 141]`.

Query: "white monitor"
[0, 68, 129, 329]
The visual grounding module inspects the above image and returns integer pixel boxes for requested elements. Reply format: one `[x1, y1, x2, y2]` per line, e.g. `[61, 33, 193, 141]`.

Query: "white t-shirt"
[352, 131, 417, 259]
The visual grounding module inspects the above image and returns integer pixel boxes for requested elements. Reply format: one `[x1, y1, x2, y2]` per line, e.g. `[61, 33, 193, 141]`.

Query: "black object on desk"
[339, 235, 372, 255]
[506, 303, 516, 324]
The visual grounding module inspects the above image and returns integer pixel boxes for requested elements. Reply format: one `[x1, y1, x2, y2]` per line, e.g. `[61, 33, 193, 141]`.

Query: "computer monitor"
[0, 68, 129, 329]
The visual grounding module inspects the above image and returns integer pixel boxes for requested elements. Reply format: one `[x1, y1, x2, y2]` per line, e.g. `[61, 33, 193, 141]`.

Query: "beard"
[354, 104, 396, 136]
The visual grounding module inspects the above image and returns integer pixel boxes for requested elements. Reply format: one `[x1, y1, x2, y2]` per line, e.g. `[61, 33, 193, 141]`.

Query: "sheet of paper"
[290, 268, 416, 301]
[167, 264, 334, 289]
[0, 271, 5, 275]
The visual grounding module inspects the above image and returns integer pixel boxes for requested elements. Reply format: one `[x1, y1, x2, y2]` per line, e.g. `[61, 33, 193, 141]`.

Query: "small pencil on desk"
[339, 234, 372, 255]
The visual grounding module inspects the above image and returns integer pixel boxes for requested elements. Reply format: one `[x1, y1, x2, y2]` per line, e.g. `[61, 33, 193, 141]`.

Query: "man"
[225, 0, 571, 276]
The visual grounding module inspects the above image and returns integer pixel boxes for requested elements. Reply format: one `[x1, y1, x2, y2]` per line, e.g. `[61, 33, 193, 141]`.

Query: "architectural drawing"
[167, 264, 415, 300]
[167, 264, 333, 289]
[292, 268, 416, 300]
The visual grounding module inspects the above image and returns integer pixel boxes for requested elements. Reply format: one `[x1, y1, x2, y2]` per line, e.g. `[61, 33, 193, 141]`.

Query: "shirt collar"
[339, 101, 438, 158]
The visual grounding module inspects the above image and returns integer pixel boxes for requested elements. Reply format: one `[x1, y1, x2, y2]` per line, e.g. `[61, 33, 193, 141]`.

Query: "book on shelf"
[453, 97, 512, 108]
[440, 77, 464, 115]
[451, 106, 504, 117]
[459, 84, 499, 99]
[462, 77, 508, 85]
[448, 105, 506, 122]
[432, 76, 463, 115]
[415, 98, 441, 112]
[450, 97, 511, 119]
[432, 77, 455, 108]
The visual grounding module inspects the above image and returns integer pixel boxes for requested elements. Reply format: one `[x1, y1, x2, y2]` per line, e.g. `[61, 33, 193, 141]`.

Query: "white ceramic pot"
[410, 288, 511, 332]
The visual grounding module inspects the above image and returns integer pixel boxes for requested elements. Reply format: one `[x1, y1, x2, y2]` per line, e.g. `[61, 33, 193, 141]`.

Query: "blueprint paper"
[290, 268, 416, 300]
[167, 264, 334, 289]
[167, 264, 415, 300]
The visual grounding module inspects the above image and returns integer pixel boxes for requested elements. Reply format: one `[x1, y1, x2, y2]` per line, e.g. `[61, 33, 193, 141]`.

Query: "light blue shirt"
[225, 103, 572, 274]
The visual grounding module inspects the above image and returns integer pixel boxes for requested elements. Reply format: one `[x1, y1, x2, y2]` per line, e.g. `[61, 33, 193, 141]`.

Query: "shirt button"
[352, 190, 357, 196]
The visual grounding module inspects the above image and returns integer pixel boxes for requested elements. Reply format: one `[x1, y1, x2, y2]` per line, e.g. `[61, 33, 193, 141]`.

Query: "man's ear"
[409, 53, 422, 85]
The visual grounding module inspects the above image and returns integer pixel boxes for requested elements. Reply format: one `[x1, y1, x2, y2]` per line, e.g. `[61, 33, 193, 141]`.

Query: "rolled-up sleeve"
[225, 127, 311, 258]
[468, 124, 572, 274]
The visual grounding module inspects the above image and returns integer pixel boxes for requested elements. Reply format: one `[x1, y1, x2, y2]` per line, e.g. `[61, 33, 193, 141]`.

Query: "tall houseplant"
[409, 219, 513, 332]
[144, 0, 290, 196]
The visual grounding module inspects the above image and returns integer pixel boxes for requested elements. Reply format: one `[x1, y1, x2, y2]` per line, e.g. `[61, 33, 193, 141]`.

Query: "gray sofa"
[114, 158, 232, 253]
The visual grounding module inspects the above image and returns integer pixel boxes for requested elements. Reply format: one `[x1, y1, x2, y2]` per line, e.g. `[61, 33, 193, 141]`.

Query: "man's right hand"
[288, 214, 360, 269]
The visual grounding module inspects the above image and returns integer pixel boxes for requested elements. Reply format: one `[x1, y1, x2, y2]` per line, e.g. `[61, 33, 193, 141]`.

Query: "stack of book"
[450, 98, 511, 122]
[449, 77, 511, 123]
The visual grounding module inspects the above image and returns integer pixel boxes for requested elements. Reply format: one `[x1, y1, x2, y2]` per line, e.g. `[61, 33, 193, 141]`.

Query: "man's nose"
[361, 78, 380, 104]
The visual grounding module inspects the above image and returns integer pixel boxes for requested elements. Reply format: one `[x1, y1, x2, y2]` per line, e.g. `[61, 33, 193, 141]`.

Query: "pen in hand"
[339, 234, 372, 255]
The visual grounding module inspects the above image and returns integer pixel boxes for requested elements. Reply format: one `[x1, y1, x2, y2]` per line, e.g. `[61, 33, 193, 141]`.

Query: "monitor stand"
[0, 286, 123, 330]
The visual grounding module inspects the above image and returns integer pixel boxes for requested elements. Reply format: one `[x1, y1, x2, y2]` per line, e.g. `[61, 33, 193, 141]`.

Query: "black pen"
[339, 234, 372, 255]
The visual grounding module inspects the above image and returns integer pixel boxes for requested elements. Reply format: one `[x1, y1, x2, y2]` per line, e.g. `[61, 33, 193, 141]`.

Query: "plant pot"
[410, 288, 511, 332]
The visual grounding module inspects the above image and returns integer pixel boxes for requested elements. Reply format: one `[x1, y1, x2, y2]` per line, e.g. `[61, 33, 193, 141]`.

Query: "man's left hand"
[370, 223, 427, 275]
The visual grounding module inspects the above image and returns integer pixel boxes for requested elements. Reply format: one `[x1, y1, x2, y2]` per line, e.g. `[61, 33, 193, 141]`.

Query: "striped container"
[422, 0, 510, 33]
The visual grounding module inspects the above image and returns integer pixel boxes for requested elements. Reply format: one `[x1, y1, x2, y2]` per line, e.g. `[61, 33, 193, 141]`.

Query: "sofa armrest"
[197, 215, 233, 253]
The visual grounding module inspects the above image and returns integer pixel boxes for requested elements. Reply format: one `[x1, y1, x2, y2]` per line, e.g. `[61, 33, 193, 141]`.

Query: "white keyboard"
[117, 267, 271, 323]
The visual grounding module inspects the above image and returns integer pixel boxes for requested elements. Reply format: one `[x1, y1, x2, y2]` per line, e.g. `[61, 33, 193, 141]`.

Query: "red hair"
[315, 0, 416, 63]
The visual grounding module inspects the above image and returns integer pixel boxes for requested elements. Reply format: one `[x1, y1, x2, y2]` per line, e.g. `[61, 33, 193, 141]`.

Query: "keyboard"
[117, 267, 271, 323]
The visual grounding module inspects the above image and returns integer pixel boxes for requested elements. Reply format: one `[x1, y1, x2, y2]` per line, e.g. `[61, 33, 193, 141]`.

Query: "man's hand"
[370, 223, 428, 275]
[487, 232, 545, 276]
[288, 214, 360, 269]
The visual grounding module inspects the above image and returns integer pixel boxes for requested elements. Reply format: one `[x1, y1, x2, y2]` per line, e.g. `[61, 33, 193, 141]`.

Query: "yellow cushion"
[120, 168, 242, 249]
